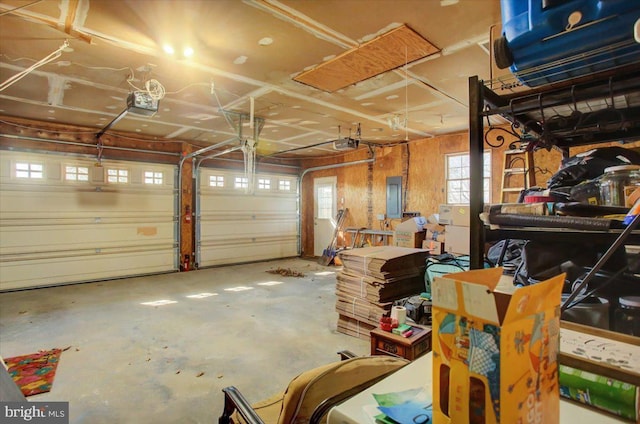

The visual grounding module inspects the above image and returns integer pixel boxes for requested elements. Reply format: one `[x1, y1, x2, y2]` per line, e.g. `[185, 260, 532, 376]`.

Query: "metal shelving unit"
[468, 69, 640, 269]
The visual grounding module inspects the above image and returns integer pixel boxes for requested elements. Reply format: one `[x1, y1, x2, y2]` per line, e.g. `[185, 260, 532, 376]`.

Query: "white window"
[209, 175, 224, 187]
[317, 184, 333, 219]
[15, 162, 43, 179]
[65, 165, 89, 182]
[107, 168, 129, 184]
[279, 180, 291, 191]
[234, 176, 248, 189]
[144, 171, 163, 185]
[446, 152, 491, 204]
[258, 178, 271, 190]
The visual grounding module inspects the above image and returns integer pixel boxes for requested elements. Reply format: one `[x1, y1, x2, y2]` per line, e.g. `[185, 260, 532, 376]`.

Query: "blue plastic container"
[498, 0, 640, 87]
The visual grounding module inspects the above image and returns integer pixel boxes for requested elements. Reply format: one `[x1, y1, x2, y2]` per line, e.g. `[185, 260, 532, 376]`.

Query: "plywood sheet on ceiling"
[294, 24, 439, 92]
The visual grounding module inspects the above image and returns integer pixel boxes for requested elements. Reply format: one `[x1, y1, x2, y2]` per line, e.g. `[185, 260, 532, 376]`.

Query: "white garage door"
[197, 168, 298, 267]
[0, 151, 177, 291]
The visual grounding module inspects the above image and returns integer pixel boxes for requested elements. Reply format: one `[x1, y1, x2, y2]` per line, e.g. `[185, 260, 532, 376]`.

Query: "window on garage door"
[65, 165, 89, 182]
[15, 161, 43, 179]
[107, 168, 129, 184]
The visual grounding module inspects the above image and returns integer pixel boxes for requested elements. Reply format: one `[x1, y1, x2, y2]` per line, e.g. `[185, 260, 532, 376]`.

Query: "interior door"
[313, 176, 337, 256]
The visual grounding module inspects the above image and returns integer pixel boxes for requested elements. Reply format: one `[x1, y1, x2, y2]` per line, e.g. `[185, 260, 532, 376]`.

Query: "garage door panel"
[0, 222, 174, 254]
[0, 214, 172, 224]
[199, 237, 298, 266]
[200, 219, 296, 236]
[1, 187, 174, 215]
[200, 195, 297, 212]
[200, 227, 297, 238]
[198, 169, 298, 267]
[0, 151, 177, 290]
[0, 248, 175, 291]
[199, 214, 299, 226]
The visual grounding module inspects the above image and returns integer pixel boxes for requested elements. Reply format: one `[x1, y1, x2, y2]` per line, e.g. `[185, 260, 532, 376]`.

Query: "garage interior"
[1, 0, 639, 423]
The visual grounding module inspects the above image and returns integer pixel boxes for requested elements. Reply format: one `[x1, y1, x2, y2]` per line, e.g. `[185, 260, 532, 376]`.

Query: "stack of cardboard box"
[437, 204, 470, 255]
[335, 246, 429, 340]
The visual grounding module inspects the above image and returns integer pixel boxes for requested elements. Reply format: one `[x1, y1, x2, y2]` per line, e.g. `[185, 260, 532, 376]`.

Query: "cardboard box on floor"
[394, 216, 427, 248]
[431, 267, 564, 424]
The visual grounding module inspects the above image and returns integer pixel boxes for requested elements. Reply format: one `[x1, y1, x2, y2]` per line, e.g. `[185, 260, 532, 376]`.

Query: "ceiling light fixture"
[162, 44, 175, 55]
[162, 44, 194, 58]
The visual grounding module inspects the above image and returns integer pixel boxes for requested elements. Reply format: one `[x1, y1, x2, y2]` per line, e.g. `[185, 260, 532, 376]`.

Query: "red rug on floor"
[3, 348, 62, 396]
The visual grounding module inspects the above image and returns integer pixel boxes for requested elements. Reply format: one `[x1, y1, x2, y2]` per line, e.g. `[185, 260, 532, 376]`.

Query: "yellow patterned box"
[431, 267, 564, 424]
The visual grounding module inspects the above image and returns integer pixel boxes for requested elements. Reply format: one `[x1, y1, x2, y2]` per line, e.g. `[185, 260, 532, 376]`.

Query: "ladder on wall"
[500, 149, 536, 203]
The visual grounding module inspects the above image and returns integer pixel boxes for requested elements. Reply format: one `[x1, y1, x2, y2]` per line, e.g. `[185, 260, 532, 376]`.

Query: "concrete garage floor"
[0, 258, 368, 423]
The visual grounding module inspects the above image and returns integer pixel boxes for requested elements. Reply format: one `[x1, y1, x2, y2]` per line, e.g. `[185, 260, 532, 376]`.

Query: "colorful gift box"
[431, 267, 564, 424]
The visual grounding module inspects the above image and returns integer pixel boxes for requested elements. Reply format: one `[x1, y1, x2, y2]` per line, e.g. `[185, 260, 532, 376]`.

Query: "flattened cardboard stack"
[336, 246, 428, 341]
